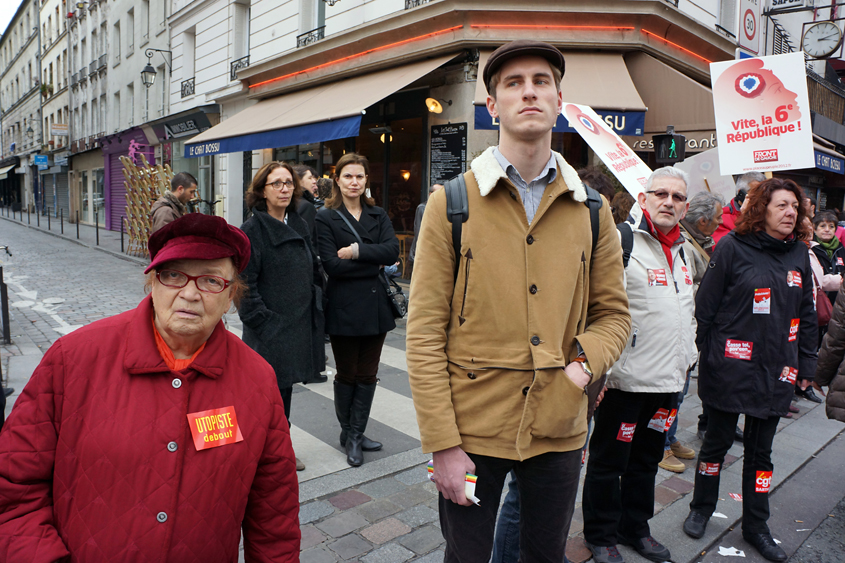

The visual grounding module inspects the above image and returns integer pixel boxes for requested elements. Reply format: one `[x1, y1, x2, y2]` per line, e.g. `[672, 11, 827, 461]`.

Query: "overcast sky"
[0, 1, 20, 39]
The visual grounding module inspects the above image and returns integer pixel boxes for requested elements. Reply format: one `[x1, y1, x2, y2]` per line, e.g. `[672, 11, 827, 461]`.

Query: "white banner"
[563, 103, 652, 196]
[710, 52, 814, 175]
[674, 147, 737, 203]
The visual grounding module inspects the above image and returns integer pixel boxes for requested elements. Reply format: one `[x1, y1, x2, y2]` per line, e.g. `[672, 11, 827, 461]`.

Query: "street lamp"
[26, 125, 34, 139]
[141, 48, 172, 88]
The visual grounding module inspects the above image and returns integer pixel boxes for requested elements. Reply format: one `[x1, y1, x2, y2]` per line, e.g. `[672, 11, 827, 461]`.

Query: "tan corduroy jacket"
[407, 147, 631, 461]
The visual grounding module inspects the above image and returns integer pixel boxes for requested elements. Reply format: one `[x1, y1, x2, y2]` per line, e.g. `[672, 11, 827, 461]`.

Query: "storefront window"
[80, 171, 89, 224]
[171, 140, 216, 214]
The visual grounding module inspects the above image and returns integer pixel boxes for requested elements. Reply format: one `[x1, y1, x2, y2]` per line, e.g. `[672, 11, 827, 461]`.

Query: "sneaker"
[743, 532, 787, 562]
[295, 457, 305, 471]
[619, 536, 671, 563]
[683, 510, 709, 538]
[670, 441, 696, 460]
[585, 541, 624, 563]
[658, 450, 686, 473]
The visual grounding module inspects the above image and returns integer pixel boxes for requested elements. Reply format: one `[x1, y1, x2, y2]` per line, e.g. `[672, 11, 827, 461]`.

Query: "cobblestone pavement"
[2, 216, 843, 563]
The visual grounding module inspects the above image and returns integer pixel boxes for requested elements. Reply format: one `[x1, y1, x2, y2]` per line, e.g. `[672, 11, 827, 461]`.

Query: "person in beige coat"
[406, 40, 630, 563]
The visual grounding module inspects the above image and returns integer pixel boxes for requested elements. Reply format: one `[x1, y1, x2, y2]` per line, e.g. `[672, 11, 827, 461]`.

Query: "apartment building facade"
[0, 0, 42, 211]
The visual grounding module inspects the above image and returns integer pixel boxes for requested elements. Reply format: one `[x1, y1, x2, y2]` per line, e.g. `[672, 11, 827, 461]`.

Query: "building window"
[114, 22, 121, 63]
[127, 83, 135, 126]
[127, 9, 135, 52]
[114, 92, 120, 131]
[141, 0, 150, 42]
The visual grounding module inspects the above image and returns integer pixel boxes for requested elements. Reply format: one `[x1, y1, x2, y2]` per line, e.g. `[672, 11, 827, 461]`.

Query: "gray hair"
[645, 166, 690, 192]
[685, 192, 725, 226]
[736, 171, 766, 193]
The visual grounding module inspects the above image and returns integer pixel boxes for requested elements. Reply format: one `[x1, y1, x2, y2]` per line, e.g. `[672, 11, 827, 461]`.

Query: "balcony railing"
[297, 26, 325, 48]
[98, 54, 107, 70]
[405, 0, 430, 9]
[181, 77, 195, 98]
[71, 73, 78, 87]
[89, 61, 97, 76]
[230, 55, 250, 81]
[78, 68, 87, 82]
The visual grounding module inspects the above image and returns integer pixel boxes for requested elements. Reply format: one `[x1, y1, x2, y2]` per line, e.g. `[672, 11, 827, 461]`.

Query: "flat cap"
[145, 214, 251, 274]
[483, 40, 565, 94]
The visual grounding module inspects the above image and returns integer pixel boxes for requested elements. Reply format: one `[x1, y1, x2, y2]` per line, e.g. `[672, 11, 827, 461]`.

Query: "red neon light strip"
[250, 25, 464, 88]
[471, 25, 635, 31]
[641, 29, 712, 63]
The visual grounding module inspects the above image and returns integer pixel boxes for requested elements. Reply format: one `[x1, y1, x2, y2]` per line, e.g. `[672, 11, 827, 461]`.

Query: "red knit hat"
[145, 214, 251, 274]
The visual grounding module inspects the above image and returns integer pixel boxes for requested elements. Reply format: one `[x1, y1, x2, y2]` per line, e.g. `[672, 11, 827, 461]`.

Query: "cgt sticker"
[681, 266, 693, 285]
[753, 288, 771, 314]
[838, 257, 844, 267]
[725, 340, 753, 360]
[647, 269, 668, 287]
[647, 409, 669, 432]
[663, 409, 678, 432]
[789, 319, 799, 342]
[187, 406, 244, 451]
[617, 422, 637, 442]
[698, 461, 721, 476]
[779, 366, 797, 385]
[755, 471, 773, 493]
[787, 271, 802, 288]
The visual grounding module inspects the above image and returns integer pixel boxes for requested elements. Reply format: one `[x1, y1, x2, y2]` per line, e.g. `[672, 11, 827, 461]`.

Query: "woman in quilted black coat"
[814, 280, 845, 422]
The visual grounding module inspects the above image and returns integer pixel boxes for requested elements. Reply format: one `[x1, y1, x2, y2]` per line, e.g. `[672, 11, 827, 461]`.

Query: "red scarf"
[643, 210, 681, 271]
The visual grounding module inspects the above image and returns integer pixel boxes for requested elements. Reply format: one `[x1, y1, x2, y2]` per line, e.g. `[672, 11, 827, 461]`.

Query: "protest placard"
[674, 147, 736, 202]
[563, 103, 652, 196]
[710, 53, 814, 175]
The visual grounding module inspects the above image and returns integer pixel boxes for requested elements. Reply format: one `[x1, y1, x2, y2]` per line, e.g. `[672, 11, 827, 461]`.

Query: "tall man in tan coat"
[406, 40, 631, 562]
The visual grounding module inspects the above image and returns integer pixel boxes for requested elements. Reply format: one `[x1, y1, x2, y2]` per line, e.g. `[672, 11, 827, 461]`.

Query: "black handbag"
[334, 209, 407, 318]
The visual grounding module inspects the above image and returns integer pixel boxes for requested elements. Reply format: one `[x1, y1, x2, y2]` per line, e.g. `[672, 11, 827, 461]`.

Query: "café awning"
[625, 51, 715, 134]
[0, 165, 14, 180]
[185, 54, 456, 158]
[473, 50, 648, 136]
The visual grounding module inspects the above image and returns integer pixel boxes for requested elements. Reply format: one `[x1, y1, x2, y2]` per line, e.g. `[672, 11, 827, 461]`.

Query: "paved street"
[2, 215, 845, 563]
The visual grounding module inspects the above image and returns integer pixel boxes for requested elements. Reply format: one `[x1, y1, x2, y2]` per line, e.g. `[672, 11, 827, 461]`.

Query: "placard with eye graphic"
[710, 53, 814, 175]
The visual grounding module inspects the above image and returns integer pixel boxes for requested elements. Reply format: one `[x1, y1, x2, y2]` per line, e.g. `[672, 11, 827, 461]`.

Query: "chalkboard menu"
[430, 123, 467, 185]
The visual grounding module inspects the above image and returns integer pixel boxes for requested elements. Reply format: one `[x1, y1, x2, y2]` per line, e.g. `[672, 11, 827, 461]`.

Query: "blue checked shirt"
[492, 148, 557, 224]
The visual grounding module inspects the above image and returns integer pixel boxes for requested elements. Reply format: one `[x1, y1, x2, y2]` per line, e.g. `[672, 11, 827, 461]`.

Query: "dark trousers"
[582, 389, 678, 546]
[329, 333, 387, 386]
[690, 407, 779, 534]
[280, 386, 292, 423]
[439, 450, 582, 563]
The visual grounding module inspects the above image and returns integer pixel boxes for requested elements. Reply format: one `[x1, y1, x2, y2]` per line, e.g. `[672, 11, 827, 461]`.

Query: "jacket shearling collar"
[469, 146, 586, 203]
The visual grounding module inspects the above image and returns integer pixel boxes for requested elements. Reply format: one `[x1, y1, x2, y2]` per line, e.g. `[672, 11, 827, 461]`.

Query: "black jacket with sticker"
[695, 231, 818, 418]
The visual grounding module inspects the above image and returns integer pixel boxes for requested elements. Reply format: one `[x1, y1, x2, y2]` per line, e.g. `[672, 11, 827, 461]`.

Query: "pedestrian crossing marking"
[378, 344, 408, 371]
[288, 424, 350, 482]
[300, 370, 421, 441]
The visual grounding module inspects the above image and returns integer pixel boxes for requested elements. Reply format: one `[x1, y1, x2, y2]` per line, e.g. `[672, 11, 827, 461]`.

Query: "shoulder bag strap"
[334, 209, 365, 246]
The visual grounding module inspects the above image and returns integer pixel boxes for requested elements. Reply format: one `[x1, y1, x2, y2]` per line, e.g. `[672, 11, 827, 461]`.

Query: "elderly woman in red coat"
[0, 214, 300, 562]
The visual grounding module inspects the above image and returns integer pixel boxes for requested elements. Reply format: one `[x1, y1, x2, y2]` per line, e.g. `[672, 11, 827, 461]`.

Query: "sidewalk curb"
[0, 215, 146, 267]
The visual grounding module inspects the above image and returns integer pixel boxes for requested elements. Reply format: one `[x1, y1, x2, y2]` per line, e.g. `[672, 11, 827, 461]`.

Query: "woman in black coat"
[682, 179, 817, 562]
[238, 161, 325, 472]
[315, 153, 399, 467]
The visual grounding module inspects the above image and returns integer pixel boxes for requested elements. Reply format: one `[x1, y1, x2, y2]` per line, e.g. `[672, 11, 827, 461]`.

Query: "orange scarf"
[152, 316, 206, 371]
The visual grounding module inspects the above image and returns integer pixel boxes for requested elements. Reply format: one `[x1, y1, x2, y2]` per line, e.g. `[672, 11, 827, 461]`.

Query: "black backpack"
[443, 174, 603, 281]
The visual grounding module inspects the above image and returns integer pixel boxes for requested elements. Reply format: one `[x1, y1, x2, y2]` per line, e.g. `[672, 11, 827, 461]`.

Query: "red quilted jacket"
[0, 295, 300, 562]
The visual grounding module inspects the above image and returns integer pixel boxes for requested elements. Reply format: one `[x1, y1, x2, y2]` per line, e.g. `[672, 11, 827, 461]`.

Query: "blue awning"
[815, 149, 845, 175]
[474, 106, 645, 136]
[185, 116, 362, 158]
[184, 54, 456, 158]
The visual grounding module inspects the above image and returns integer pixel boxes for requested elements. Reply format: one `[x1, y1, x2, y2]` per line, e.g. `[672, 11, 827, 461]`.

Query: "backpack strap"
[583, 186, 602, 271]
[444, 174, 469, 282]
[618, 221, 634, 268]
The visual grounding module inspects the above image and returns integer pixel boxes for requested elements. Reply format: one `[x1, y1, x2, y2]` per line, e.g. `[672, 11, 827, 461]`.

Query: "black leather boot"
[346, 383, 378, 466]
[334, 381, 355, 452]
[337, 381, 382, 452]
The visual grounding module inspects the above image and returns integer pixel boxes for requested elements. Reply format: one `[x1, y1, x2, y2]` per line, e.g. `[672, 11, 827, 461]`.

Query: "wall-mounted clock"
[802, 21, 843, 59]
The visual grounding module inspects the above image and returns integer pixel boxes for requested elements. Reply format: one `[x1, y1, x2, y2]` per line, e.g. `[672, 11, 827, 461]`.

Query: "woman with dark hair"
[610, 191, 636, 225]
[315, 153, 399, 467]
[682, 179, 817, 562]
[293, 164, 323, 250]
[238, 161, 325, 473]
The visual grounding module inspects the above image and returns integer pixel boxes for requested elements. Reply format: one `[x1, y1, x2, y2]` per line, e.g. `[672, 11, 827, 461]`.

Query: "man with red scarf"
[582, 167, 697, 563]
